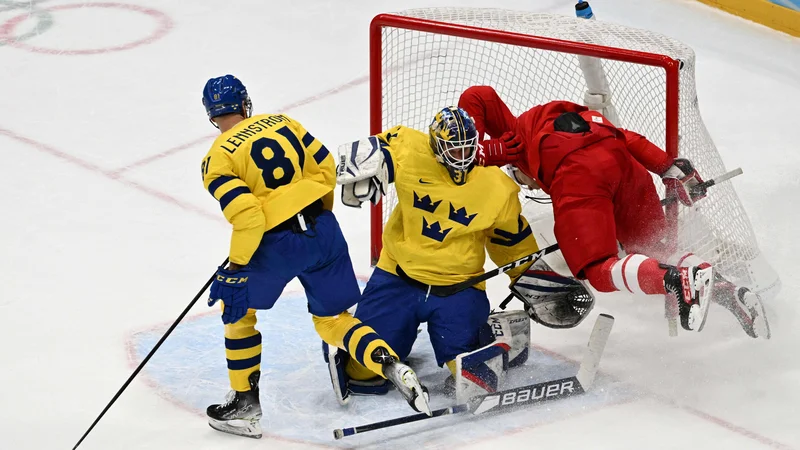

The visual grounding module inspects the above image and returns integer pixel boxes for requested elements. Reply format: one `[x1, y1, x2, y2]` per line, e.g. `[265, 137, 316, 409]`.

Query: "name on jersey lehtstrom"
[219, 114, 291, 153]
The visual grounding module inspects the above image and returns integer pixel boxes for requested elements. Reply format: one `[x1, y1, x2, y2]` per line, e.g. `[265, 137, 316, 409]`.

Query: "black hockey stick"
[72, 258, 228, 450]
[438, 168, 743, 297]
[333, 314, 614, 440]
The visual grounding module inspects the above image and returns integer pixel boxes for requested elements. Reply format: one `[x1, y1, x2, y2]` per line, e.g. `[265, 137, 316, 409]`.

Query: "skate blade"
[749, 297, 771, 340]
[695, 268, 714, 332]
[403, 374, 431, 416]
[208, 417, 262, 439]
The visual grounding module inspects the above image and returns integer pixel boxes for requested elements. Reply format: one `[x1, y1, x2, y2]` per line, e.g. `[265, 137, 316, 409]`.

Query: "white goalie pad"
[455, 338, 510, 404]
[488, 310, 530, 368]
[455, 310, 530, 403]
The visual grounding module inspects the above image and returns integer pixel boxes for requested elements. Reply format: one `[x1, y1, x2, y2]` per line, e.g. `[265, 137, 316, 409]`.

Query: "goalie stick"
[333, 314, 614, 440]
[439, 168, 743, 297]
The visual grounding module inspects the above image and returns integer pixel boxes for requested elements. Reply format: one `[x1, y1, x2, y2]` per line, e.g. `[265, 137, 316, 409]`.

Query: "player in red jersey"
[458, 85, 769, 338]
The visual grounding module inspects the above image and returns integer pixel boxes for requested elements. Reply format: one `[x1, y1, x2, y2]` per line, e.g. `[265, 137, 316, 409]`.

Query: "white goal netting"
[373, 8, 779, 296]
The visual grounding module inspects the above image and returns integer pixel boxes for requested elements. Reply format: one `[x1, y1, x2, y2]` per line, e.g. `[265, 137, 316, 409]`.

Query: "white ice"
[0, 0, 798, 449]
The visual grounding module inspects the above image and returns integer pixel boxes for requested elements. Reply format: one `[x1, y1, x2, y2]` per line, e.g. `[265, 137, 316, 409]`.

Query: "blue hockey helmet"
[428, 106, 478, 185]
[202, 75, 252, 126]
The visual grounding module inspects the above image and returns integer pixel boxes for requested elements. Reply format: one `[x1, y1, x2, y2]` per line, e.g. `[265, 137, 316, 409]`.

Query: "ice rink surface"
[1, 0, 798, 448]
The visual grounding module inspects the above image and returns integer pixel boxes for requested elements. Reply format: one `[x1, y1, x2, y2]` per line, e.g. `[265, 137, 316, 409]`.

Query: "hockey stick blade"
[332, 314, 614, 440]
[661, 167, 743, 206]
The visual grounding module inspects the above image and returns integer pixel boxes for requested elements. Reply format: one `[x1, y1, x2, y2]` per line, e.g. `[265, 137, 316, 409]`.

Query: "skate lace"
[219, 390, 237, 408]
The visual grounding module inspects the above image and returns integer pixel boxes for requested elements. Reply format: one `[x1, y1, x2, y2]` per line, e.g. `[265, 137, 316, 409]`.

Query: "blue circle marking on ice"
[129, 284, 637, 446]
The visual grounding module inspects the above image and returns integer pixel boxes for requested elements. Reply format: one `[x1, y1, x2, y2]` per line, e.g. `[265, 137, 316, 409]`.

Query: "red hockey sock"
[584, 255, 667, 295]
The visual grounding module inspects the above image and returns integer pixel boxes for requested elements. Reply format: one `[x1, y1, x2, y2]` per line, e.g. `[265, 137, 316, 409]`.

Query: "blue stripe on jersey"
[354, 332, 380, 363]
[208, 175, 236, 197]
[302, 132, 315, 147]
[342, 323, 364, 351]
[313, 145, 330, 164]
[380, 147, 395, 183]
[226, 354, 261, 371]
[219, 186, 251, 211]
[225, 332, 262, 351]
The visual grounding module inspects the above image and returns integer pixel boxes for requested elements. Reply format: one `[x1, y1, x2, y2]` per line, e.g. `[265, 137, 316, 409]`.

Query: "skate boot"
[373, 347, 432, 416]
[207, 371, 263, 439]
[663, 264, 714, 332]
[713, 278, 771, 339]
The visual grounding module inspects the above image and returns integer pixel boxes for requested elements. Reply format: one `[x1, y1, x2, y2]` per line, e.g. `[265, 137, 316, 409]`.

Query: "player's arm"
[335, 127, 401, 208]
[621, 129, 707, 205]
[485, 186, 540, 282]
[458, 86, 524, 167]
[202, 148, 265, 266]
[620, 129, 673, 174]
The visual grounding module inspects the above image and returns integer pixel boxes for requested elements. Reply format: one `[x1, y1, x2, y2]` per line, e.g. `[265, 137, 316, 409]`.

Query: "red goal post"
[367, 8, 778, 298]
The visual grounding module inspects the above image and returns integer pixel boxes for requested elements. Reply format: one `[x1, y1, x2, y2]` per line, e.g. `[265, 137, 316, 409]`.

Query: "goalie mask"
[428, 106, 478, 185]
[510, 260, 595, 329]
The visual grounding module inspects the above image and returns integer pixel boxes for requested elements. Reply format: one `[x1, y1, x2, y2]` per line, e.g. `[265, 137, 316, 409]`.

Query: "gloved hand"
[208, 265, 251, 324]
[476, 131, 525, 166]
[662, 158, 707, 206]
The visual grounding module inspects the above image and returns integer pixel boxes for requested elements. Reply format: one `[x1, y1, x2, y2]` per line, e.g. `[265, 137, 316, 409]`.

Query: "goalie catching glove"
[509, 259, 595, 329]
[336, 136, 393, 208]
[662, 158, 707, 206]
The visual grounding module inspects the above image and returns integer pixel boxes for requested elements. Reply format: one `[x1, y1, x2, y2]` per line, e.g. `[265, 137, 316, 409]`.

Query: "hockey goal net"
[369, 8, 779, 298]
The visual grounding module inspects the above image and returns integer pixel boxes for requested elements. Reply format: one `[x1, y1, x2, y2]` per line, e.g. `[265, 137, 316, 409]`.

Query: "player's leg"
[206, 229, 307, 438]
[670, 253, 770, 338]
[553, 151, 713, 332]
[344, 268, 430, 413]
[300, 210, 405, 375]
[299, 211, 429, 412]
[424, 287, 491, 373]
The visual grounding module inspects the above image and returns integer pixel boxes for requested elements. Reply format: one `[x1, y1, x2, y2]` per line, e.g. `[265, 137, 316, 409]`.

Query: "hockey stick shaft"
[442, 168, 743, 297]
[334, 404, 468, 439]
[72, 258, 228, 450]
[333, 314, 614, 440]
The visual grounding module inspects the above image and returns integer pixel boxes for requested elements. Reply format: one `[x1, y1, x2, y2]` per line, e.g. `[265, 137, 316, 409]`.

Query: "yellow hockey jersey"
[202, 113, 335, 265]
[375, 126, 539, 288]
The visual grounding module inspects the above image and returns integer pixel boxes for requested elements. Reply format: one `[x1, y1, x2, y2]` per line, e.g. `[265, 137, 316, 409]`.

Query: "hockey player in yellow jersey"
[334, 106, 540, 400]
[200, 75, 430, 438]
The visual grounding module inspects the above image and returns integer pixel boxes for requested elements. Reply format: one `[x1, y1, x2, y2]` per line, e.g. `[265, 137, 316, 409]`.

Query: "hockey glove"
[208, 266, 251, 324]
[662, 158, 707, 206]
[476, 131, 525, 167]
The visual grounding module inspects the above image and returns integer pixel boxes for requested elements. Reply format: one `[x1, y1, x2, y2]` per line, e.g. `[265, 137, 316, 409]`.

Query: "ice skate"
[664, 265, 714, 331]
[713, 279, 771, 339]
[207, 371, 263, 439]
[373, 347, 431, 416]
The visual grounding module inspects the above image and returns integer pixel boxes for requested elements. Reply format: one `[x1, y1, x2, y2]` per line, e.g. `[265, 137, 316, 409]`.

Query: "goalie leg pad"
[455, 339, 510, 404]
[488, 310, 530, 368]
[323, 341, 351, 405]
[323, 342, 390, 402]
